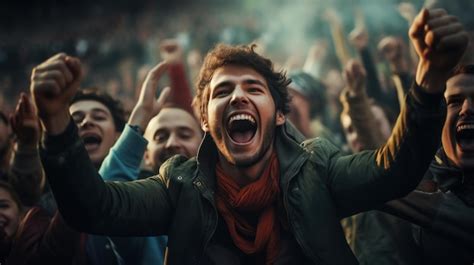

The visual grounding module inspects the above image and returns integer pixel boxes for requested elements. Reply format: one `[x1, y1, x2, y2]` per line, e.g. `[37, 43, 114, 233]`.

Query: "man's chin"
[223, 148, 268, 168]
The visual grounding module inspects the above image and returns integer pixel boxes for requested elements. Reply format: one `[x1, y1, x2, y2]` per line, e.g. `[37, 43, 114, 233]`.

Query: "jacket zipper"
[283, 151, 322, 264]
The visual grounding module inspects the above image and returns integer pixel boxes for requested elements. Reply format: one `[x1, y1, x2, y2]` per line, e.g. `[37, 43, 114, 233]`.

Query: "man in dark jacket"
[386, 64, 474, 265]
[32, 8, 468, 265]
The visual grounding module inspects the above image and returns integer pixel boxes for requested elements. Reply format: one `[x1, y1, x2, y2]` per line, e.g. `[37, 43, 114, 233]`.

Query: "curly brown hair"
[192, 44, 291, 120]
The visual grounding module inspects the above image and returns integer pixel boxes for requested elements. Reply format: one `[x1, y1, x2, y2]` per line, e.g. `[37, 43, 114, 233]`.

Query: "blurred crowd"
[0, 0, 473, 264]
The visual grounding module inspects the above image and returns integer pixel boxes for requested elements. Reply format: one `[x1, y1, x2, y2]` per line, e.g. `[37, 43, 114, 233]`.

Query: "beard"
[211, 113, 278, 169]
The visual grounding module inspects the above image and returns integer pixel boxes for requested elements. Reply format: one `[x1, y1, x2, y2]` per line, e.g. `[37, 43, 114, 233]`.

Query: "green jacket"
[41, 86, 445, 265]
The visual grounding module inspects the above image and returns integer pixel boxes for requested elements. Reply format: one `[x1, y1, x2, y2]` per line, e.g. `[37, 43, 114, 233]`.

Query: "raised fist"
[30, 53, 83, 134]
[349, 27, 369, 51]
[160, 39, 184, 63]
[10, 93, 41, 147]
[378, 36, 405, 63]
[343, 59, 367, 97]
[409, 8, 468, 93]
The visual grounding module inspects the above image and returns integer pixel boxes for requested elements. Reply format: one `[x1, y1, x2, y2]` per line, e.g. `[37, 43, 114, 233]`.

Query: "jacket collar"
[429, 148, 474, 206]
[429, 148, 464, 192]
[195, 121, 307, 193]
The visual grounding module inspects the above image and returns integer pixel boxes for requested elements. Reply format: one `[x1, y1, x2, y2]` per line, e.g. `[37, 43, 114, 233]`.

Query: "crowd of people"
[0, 1, 473, 264]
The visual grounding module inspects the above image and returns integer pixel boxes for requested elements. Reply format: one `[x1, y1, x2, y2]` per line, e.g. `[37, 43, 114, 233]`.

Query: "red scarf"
[215, 153, 280, 265]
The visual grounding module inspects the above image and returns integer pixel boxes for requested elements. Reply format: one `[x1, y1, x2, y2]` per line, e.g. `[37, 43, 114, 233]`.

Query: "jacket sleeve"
[339, 89, 387, 149]
[168, 62, 194, 114]
[40, 121, 173, 236]
[359, 48, 383, 104]
[326, 83, 445, 217]
[99, 125, 148, 181]
[383, 187, 474, 247]
[10, 144, 45, 206]
[8, 207, 82, 264]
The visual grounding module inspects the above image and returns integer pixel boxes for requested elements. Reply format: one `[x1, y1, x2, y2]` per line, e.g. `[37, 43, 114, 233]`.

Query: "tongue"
[230, 130, 254, 143]
[84, 142, 100, 151]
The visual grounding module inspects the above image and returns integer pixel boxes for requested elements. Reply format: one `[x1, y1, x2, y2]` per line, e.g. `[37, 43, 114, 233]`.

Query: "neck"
[218, 145, 275, 188]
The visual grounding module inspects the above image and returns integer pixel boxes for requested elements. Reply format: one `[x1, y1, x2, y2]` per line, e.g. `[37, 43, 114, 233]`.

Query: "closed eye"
[248, 87, 263, 94]
[214, 87, 231, 98]
[446, 97, 464, 107]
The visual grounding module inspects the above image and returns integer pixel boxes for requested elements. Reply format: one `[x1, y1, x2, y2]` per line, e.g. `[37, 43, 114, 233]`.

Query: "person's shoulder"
[16, 207, 51, 240]
[300, 136, 342, 163]
[159, 155, 198, 182]
[302, 136, 340, 153]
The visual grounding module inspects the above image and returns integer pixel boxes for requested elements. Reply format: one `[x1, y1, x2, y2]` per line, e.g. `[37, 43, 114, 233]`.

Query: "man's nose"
[460, 98, 474, 116]
[79, 114, 94, 128]
[165, 133, 180, 149]
[230, 87, 249, 106]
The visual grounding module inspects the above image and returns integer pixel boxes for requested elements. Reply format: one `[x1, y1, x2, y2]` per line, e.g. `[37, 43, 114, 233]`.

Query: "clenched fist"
[410, 8, 469, 94]
[30, 53, 83, 134]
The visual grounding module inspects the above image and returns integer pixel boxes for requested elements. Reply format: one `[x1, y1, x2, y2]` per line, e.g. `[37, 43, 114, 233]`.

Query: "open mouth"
[226, 113, 257, 144]
[456, 123, 474, 151]
[81, 133, 102, 151]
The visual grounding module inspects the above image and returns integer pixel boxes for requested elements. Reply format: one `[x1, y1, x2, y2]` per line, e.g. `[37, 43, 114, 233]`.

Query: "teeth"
[457, 124, 474, 132]
[229, 114, 255, 124]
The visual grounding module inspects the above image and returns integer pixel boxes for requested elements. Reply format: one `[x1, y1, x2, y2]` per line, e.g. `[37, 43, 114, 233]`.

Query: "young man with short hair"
[32, 9, 468, 265]
[385, 64, 474, 264]
[70, 87, 125, 169]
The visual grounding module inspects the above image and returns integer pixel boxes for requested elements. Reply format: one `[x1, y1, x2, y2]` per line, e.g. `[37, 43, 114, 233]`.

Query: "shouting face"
[70, 100, 120, 167]
[202, 65, 285, 168]
[443, 74, 474, 169]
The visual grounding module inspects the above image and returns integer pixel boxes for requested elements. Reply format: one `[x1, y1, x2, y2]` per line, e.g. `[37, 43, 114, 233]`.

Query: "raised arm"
[9, 94, 45, 206]
[348, 27, 384, 104]
[100, 62, 171, 181]
[160, 39, 194, 115]
[31, 54, 173, 236]
[326, 8, 468, 217]
[340, 59, 387, 150]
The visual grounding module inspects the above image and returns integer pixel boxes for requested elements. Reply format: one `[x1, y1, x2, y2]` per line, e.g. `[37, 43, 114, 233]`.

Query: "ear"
[143, 150, 152, 167]
[201, 115, 210, 132]
[275, 111, 285, 126]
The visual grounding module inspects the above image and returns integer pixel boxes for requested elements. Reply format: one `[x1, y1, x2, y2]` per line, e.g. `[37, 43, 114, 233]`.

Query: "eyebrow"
[214, 79, 266, 90]
[154, 126, 197, 136]
[72, 108, 109, 115]
[91, 108, 110, 115]
[445, 94, 466, 102]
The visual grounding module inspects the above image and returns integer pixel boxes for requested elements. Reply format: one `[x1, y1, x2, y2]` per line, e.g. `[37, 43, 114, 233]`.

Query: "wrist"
[129, 124, 144, 135]
[129, 105, 152, 132]
[41, 110, 71, 136]
[415, 62, 447, 94]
